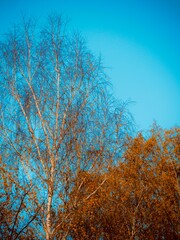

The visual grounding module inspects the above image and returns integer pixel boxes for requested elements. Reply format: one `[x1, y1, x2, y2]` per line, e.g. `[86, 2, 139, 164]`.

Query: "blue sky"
[0, 0, 179, 130]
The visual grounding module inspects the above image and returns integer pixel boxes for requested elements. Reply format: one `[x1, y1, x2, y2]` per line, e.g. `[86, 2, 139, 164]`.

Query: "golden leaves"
[66, 128, 180, 239]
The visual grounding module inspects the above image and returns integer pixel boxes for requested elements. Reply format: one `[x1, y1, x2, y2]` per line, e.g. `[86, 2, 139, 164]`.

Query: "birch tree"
[0, 15, 132, 239]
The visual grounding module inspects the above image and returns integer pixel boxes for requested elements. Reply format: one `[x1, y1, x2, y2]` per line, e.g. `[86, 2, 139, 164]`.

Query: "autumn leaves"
[0, 15, 179, 239]
[66, 128, 180, 239]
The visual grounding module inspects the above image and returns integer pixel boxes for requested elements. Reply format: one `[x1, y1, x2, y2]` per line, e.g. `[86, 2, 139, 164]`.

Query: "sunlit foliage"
[0, 15, 179, 240]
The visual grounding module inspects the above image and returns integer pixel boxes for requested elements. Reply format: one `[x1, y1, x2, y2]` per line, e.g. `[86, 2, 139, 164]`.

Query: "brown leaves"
[65, 128, 180, 239]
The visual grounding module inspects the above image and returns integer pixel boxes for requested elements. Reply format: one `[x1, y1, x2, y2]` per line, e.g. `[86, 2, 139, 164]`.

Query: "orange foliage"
[65, 128, 180, 240]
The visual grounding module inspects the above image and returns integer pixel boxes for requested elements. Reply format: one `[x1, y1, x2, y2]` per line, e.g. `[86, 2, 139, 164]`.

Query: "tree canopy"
[0, 15, 179, 240]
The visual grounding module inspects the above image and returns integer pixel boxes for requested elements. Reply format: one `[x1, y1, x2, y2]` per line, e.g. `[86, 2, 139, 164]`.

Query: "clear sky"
[0, 0, 180, 130]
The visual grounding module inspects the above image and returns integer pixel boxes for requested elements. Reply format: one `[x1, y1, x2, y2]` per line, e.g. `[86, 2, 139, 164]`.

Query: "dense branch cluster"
[0, 15, 179, 239]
